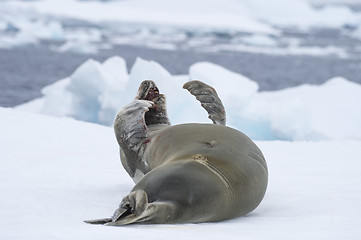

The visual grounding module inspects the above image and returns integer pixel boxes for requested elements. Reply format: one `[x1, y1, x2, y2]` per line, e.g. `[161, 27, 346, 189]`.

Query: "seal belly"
[144, 123, 268, 218]
[132, 159, 234, 223]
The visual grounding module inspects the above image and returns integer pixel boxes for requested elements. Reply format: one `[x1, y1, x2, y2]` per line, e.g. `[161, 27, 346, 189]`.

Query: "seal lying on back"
[85, 80, 268, 225]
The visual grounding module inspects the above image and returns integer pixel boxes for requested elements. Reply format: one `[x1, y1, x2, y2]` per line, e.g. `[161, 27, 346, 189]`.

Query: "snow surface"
[16, 56, 361, 141]
[1, 107, 360, 239]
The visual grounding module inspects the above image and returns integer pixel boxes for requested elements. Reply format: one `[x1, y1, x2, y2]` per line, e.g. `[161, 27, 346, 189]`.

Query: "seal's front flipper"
[114, 99, 153, 150]
[183, 80, 226, 125]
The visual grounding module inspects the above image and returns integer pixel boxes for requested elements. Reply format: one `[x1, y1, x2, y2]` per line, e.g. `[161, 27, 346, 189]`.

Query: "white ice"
[309, 0, 361, 4]
[7, 0, 361, 31]
[2, 0, 361, 52]
[203, 42, 348, 58]
[242, 77, 361, 141]
[0, 4, 104, 52]
[16, 56, 361, 141]
[52, 40, 99, 54]
[1, 107, 360, 239]
[5, 0, 276, 34]
[248, 0, 361, 29]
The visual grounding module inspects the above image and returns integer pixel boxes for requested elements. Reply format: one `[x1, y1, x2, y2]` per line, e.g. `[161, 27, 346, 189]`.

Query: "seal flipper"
[85, 190, 176, 226]
[183, 80, 226, 125]
[84, 218, 112, 225]
[114, 80, 171, 179]
[84, 190, 147, 226]
[105, 201, 176, 226]
[114, 99, 153, 150]
[114, 100, 153, 177]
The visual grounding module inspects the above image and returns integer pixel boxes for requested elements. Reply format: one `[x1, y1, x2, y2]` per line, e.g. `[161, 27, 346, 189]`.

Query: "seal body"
[134, 123, 267, 223]
[85, 80, 268, 226]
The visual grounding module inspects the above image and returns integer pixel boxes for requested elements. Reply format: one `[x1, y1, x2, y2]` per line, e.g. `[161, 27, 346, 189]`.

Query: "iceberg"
[16, 56, 361, 141]
[243, 77, 361, 141]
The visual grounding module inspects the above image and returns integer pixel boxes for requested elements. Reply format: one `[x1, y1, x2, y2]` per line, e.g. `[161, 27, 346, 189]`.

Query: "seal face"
[85, 80, 268, 226]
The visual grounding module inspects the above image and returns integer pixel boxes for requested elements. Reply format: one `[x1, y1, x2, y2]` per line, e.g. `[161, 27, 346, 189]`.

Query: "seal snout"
[145, 87, 160, 101]
[136, 80, 161, 101]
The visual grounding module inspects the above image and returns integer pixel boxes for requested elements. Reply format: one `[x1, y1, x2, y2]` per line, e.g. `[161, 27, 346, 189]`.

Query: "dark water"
[1, 42, 361, 107]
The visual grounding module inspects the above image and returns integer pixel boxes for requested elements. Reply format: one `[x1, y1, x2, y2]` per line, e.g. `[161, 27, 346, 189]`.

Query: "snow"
[0, 17, 65, 48]
[51, 28, 104, 54]
[16, 56, 361, 141]
[238, 34, 278, 47]
[52, 40, 99, 54]
[5, 0, 361, 32]
[309, 0, 361, 4]
[247, 0, 361, 29]
[0, 0, 361, 50]
[204, 42, 349, 58]
[5, 0, 276, 34]
[0, 30, 39, 48]
[1, 0, 360, 55]
[242, 77, 361, 141]
[1, 107, 360, 239]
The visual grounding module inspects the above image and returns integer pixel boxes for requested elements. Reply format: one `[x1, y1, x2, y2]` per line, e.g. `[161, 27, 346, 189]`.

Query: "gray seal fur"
[85, 80, 268, 225]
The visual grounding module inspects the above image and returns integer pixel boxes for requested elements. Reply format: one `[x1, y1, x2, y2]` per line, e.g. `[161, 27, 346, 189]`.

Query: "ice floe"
[16, 56, 361, 141]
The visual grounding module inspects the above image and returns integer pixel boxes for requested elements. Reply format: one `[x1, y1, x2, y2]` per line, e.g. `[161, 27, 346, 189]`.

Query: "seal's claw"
[183, 80, 226, 125]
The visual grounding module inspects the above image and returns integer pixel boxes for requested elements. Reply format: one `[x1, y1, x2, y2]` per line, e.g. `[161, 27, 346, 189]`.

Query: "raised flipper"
[84, 190, 177, 226]
[114, 99, 153, 151]
[114, 99, 153, 178]
[183, 80, 226, 125]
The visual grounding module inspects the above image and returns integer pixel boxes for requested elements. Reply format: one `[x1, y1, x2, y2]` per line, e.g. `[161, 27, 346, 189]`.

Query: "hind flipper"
[183, 80, 226, 125]
[84, 218, 112, 225]
[85, 190, 177, 226]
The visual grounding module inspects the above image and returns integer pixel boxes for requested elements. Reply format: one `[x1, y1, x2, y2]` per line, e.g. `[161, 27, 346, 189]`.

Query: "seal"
[85, 80, 268, 225]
